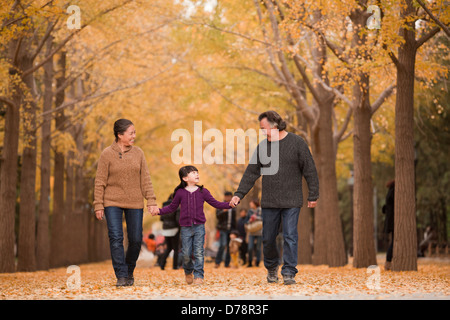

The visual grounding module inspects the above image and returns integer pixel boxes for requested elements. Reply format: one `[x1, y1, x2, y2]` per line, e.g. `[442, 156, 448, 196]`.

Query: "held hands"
[147, 205, 160, 216]
[230, 196, 240, 208]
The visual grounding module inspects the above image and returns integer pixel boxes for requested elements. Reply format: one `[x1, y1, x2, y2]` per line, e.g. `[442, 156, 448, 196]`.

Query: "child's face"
[183, 171, 199, 184]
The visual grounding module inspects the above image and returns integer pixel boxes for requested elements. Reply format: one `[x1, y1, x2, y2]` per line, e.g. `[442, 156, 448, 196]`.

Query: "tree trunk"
[17, 51, 38, 272]
[352, 80, 377, 268]
[312, 98, 347, 267]
[0, 38, 24, 273]
[298, 179, 312, 264]
[50, 51, 67, 268]
[36, 36, 54, 271]
[392, 0, 418, 271]
[350, 7, 377, 268]
[309, 28, 347, 267]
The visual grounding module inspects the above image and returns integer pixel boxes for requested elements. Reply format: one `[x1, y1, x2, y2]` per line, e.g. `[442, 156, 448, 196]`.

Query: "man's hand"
[307, 201, 317, 208]
[230, 196, 241, 208]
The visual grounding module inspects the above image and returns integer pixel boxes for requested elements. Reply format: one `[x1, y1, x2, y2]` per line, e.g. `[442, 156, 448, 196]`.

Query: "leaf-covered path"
[1, 256, 448, 300]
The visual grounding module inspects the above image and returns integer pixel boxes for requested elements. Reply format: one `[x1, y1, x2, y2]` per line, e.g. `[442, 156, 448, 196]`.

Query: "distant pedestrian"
[144, 233, 156, 253]
[382, 179, 395, 270]
[229, 230, 243, 268]
[237, 209, 248, 265]
[215, 191, 237, 268]
[159, 193, 181, 270]
[246, 200, 262, 267]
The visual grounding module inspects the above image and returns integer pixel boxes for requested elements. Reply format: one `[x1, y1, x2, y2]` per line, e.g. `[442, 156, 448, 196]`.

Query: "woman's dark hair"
[258, 110, 287, 131]
[114, 119, 134, 142]
[173, 165, 203, 194]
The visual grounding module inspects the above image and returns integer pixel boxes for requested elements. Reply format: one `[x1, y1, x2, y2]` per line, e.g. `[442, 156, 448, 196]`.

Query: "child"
[229, 230, 243, 268]
[154, 165, 232, 285]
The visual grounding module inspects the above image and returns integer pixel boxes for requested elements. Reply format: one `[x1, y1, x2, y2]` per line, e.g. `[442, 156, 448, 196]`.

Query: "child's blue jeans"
[180, 224, 205, 279]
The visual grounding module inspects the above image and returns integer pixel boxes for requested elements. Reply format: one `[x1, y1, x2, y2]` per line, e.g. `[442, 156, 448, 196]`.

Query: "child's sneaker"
[185, 273, 194, 284]
[193, 278, 203, 285]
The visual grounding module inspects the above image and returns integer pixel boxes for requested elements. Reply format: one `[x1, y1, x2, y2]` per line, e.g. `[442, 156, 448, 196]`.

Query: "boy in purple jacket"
[154, 166, 232, 285]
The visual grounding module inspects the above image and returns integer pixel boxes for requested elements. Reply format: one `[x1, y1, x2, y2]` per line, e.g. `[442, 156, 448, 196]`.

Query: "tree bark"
[392, 0, 418, 271]
[17, 48, 38, 272]
[36, 36, 54, 270]
[0, 37, 24, 273]
[350, 6, 377, 268]
[309, 19, 347, 267]
[298, 179, 312, 264]
[50, 51, 67, 268]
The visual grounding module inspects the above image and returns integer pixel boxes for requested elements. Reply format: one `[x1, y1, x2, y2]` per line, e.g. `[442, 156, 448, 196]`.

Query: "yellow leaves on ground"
[1, 256, 448, 299]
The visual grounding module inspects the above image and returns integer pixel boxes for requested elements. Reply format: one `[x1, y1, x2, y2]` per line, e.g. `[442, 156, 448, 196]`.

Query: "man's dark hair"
[258, 110, 287, 131]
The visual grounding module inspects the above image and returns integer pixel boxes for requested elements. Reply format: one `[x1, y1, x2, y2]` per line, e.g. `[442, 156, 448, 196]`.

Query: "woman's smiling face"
[118, 125, 136, 146]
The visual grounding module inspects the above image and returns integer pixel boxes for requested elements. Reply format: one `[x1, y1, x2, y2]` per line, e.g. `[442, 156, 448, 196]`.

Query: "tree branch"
[416, 0, 450, 37]
[416, 26, 442, 49]
[371, 83, 396, 115]
[0, 96, 16, 108]
[30, 18, 59, 62]
[22, 0, 134, 77]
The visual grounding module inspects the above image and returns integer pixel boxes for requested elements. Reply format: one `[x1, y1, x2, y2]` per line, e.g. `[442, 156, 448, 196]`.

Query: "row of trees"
[170, 0, 448, 270]
[0, 0, 178, 272]
[0, 0, 448, 273]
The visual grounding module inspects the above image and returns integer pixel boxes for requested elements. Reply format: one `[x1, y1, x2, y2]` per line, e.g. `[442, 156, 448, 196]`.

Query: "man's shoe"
[116, 277, 128, 287]
[283, 274, 296, 285]
[193, 278, 203, 285]
[267, 267, 279, 283]
[126, 275, 134, 286]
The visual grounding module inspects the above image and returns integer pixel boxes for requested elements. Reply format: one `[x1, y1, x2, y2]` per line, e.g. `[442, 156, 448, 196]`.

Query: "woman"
[94, 119, 158, 286]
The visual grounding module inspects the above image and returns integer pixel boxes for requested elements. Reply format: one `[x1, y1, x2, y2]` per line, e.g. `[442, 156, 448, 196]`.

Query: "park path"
[1, 255, 448, 300]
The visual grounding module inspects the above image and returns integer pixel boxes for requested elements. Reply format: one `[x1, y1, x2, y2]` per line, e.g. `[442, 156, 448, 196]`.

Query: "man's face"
[260, 118, 279, 141]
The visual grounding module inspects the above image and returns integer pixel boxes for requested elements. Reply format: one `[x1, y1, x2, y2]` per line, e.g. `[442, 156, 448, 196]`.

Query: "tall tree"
[387, 0, 444, 271]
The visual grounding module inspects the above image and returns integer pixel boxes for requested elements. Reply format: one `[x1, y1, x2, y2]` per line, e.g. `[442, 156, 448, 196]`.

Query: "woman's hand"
[147, 205, 159, 216]
[95, 210, 104, 220]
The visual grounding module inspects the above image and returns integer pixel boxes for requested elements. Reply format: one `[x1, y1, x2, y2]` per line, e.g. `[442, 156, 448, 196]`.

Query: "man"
[231, 110, 319, 285]
[215, 191, 236, 268]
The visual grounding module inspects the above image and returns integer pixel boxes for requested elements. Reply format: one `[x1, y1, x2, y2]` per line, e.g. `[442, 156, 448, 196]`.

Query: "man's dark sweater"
[234, 132, 319, 208]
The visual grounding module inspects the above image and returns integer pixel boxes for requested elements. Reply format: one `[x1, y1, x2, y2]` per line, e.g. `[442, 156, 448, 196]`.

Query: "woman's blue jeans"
[180, 224, 205, 279]
[262, 207, 300, 276]
[104, 207, 143, 279]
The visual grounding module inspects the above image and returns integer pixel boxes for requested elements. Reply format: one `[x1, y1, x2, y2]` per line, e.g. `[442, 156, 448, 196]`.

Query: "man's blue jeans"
[262, 207, 301, 276]
[104, 207, 143, 279]
[180, 224, 205, 279]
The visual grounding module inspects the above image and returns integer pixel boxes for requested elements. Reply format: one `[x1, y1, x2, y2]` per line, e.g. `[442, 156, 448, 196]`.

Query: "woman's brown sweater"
[93, 141, 157, 211]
